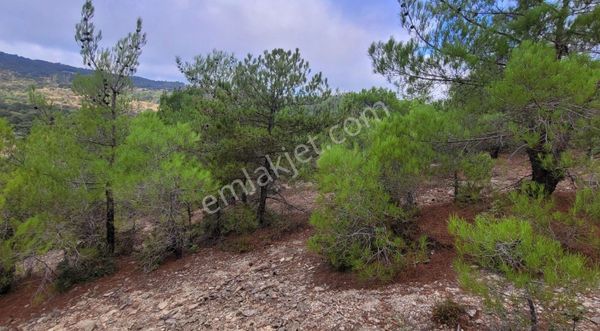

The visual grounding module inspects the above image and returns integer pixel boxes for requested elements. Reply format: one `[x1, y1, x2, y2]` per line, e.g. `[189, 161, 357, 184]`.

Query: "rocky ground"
[11, 231, 486, 331]
[7, 228, 600, 331]
[1, 155, 600, 330]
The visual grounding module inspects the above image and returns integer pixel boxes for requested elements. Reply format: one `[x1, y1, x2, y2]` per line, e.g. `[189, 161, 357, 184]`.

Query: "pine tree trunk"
[187, 203, 193, 226]
[257, 185, 268, 226]
[526, 147, 563, 196]
[256, 108, 275, 226]
[105, 187, 115, 255]
[106, 91, 118, 255]
[527, 297, 538, 331]
[256, 159, 270, 226]
[490, 146, 500, 159]
[453, 171, 459, 201]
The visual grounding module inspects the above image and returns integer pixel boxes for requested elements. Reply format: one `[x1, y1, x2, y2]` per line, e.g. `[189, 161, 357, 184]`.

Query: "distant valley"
[0, 51, 184, 135]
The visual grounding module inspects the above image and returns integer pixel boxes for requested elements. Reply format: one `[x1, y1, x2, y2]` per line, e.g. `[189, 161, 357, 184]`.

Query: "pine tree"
[74, 0, 147, 254]
[369, 0, 600, 194]
[233, 48, 330, 224]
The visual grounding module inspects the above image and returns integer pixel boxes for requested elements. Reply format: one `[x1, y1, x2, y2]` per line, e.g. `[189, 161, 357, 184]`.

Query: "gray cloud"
[0, 0, 408, 91]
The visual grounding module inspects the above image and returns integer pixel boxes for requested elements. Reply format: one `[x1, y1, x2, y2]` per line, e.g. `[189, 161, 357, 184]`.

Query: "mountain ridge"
[0, 51, 185, 90]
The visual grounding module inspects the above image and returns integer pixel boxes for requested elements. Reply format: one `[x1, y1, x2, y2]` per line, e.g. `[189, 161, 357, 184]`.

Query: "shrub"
[309, 107, 459, 281]
[222, 204, 259, 235]
[0, 245, 15, 295]
[136, 231, 172, 272]
[456, 153, 494, 202]
[54, 248, 115, 292]
[201, 203, 259, 239]
[572, 187, 600, 222]
[308, 146, 426, 281]
[218, 236, 254, 254]
[0, 264, 14, 295]
[449, 215, 598, 330]
[431, 299, 465, 327]
[0, 225, 15, 295]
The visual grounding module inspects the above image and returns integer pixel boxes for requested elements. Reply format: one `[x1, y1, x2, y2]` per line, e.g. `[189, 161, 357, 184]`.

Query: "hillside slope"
[0, 51, 184, 90]
[1, 157, 599, 331]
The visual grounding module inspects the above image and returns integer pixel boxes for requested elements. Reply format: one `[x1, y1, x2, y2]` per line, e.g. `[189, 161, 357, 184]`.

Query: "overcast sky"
[0, 0, 408, 91]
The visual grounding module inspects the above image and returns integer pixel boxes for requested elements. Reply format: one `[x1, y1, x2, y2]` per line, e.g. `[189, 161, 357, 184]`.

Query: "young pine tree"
[115, 113, 215, 270]
[74, 0, 147, 254]
[449, 215, 598, 330]
[233, 48, 330, 225]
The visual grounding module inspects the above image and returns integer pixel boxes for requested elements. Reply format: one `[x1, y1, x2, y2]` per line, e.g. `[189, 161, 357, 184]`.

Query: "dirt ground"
[1, 154, 599, 330]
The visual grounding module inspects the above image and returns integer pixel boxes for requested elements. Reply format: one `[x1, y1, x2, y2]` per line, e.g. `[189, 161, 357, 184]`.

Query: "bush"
[54, 248, 115, 292]
[0, 263, 15, 294]
[136, 231, 172, 272]
[0, 228, 15, 295]
[573, 187, 600, 222]
[431, 299, 465, 327]
[449, 215, 598, 329]
[201, 203, 259, 239]
[457, 153, 494, 202]
[222, 204, 259, 235]
[308, 146, 427, 281]
[308, 107, 458, 281]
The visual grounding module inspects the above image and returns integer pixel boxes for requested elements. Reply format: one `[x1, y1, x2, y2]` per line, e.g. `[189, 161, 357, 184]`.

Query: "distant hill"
[0, 51, 184, 90]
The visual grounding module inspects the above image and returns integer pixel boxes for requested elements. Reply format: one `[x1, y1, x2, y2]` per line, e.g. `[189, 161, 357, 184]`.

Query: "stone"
[242, 309, 257, 317]
[591, 316, 600, 325]
[157, 301, 169, 310]
[466, 309, 477, 318]
[74, 319, 97, 331]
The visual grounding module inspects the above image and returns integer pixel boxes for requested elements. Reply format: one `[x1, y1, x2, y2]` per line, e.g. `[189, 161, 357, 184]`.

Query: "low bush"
[449, 215, 598, 330]
[456, 153, 494, 202]
[201, 203, 259, 239]
[54, 248, 115, 292]
[308, 146, 427, 281]
[0, 265, 14, 295]
[135, 231, 173, 272]
[222, 204, 259, 235]
[573, 187, 600, 222]
[431, 299, 465, 327]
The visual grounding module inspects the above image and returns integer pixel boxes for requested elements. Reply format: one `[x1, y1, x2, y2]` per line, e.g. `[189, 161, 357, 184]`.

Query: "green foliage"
[457, 153, 494, 202]
[338, 87, 408, 118]
[176, 50, 237, 97]
[508, 182, 558, 231]
[116, 112, 215, 268]
[309, 104, 483, 280]
[2, 115, 103, 258]
[221, 204, 259, 236]
[370, 1, 600, 195]
[573, 187, 600, 222]
[54, 248, 115, 292]
[449, 215, 598, 329]
[308, 145, 410, 280]
[370, 0, 600, 98]
[167, 47, 331, 227]
[0, 242, 15, 294]
[431, 299, 465, 327]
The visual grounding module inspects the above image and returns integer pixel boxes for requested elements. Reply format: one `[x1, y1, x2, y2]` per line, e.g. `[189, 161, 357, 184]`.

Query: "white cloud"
[0, 0, 408, 90]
